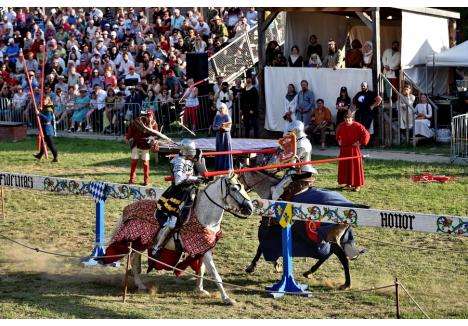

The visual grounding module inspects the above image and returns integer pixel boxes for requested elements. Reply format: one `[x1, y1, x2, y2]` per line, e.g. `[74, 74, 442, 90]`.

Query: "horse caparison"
[103, 174, 253, 305]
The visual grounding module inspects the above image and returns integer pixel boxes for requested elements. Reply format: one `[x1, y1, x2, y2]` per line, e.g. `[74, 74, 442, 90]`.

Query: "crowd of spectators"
[266, 35, 375, 69]
[283, 80, 382, 149]
[0, 7, 259, 135]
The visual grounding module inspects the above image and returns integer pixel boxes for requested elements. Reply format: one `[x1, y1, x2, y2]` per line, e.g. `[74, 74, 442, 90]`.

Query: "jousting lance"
[178, 77, 210, 103]
[164, 155, 365, 181]
[165, 148, 278, 158]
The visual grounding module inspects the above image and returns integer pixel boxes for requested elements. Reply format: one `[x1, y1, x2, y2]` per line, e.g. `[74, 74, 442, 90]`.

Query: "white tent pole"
[425, 60, 428, 94]
[432, 54, 435, 95]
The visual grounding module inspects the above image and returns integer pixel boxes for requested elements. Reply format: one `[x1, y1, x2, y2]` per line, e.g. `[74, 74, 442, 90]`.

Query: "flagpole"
[20, 52, 48, 158]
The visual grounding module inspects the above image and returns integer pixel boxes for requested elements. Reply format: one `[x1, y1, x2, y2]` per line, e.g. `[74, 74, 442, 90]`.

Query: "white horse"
[104, 173, 253, 305]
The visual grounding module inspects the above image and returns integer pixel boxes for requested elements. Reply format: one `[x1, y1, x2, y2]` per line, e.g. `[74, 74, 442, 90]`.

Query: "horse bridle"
[202, 177, 250, 219]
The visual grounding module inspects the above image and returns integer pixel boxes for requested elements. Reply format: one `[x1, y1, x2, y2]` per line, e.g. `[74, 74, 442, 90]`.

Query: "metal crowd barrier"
[208, 12, 286, 83]
[0, 94, 245, 138]
[451, 113, 468, 165]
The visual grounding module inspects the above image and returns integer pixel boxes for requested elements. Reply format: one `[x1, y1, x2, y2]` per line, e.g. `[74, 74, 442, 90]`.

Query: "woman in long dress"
[213, 103, 233, 171]
[399, 84, 415, 130]
[283, 84, 297, 133]
[414, 93, 434, 138]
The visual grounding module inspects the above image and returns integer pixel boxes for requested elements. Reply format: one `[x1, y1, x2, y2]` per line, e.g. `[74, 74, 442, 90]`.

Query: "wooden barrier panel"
[253, 198, 468, 237]
[0, 171, 164, 266]
[0, 171, 163, 200]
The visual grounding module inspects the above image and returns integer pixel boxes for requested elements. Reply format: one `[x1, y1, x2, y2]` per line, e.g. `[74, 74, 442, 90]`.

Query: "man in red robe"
[335, 110, 370, 191]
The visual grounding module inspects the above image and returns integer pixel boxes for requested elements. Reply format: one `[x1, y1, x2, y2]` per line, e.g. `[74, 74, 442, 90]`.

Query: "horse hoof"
[274, 263, 282, 273]
[197, 289, 210, 297]
[223, 297, 236, 306]
[303, 271, 312, 279]
[245, 265, 255, 274]
[339, 284, 350, 290]
[137, 286, 148, 293]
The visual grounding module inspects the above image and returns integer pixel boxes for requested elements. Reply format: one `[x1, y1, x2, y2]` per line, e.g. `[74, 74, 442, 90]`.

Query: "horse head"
[220, 171, 253, 218]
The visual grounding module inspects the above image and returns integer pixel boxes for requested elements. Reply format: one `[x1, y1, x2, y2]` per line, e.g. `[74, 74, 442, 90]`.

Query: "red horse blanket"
[104, 200, 222, 276]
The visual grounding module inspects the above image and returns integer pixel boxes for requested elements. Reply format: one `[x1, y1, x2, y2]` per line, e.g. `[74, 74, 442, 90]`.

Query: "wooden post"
[123, 243, 132, 303]
[1, 187, 5, 220]
[257, 8, 266, 137]
[372, 7, 382, 145]
[395, 277, 400, 319]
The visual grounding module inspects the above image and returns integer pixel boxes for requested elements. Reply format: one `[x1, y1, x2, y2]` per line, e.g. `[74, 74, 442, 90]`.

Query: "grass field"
[0, 136, 467, 319]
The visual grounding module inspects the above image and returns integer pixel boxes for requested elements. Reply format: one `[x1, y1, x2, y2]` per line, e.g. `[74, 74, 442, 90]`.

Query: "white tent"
[426, 40, 468, 67]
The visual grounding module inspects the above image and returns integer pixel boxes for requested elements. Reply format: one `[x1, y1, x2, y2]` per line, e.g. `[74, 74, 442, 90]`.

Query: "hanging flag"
[89, 181, 107, 203]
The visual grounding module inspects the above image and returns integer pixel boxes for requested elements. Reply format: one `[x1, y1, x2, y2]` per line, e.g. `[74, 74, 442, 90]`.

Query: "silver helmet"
[287, 120, 306, 138]
[179, 139, 197, 158]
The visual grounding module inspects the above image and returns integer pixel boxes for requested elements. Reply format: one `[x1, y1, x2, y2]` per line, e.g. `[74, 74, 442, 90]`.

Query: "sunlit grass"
[0, 136, 467, 318]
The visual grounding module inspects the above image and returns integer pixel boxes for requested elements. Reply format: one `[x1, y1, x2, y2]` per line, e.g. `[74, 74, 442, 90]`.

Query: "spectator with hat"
[335, 86, 352, 126]
[211, 15, 229, 43]
[194, 16, 211, 39]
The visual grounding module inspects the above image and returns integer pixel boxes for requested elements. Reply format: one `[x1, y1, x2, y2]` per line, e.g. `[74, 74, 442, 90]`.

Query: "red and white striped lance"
[164, 155, 364, 181]
[165, 148, 278, 158]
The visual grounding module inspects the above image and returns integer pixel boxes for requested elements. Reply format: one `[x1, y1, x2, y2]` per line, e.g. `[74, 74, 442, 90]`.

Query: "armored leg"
[152, 215, 177, 256]
[270, 175, 293, 200]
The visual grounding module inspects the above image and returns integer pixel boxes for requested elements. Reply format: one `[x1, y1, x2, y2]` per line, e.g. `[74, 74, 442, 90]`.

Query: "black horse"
[239, 170, 368, 289]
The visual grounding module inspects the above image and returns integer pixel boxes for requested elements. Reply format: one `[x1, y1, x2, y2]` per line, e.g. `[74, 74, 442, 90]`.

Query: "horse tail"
[105, 215, 124, 246]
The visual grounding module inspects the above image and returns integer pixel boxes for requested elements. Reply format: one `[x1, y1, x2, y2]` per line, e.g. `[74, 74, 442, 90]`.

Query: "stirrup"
[151, 244, 161, 257]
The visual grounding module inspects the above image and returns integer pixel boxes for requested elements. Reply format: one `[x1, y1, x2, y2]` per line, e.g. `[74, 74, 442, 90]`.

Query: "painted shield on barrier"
[278, 133, 296, 163]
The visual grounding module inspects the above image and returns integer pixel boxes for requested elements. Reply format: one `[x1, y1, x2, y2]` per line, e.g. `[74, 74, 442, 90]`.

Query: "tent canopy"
[426, 40, 468, 67]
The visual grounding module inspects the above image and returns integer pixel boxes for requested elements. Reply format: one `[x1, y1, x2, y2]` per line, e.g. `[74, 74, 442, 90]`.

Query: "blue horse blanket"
[260, 187, 361, 261]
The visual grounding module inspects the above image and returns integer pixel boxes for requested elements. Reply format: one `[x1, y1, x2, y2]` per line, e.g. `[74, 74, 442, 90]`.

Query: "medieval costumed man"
[125, 110, 159, 186]
[152, 139, 207, 256]
[271, 120, 318, 201]
[335, 109, 370, 191]
[33, 95, 59, 162]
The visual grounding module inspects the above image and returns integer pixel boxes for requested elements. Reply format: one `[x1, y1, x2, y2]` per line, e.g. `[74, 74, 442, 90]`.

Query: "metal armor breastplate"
[171, 156, 194, 185]
[297, 137, 313, 173]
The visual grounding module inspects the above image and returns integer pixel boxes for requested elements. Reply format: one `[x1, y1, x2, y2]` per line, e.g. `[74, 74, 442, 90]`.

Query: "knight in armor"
[125, 110, 159, 186]
[271, 120, 318, 201]
[152, 139, 207, 255]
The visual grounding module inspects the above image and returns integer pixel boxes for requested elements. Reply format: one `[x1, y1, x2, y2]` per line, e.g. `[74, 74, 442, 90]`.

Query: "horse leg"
[195, 262, 210, 297]
[332, 243, 351, 290]
[130, 252, 147, 292]
[272, 260, 282, 273]
[302, 257, 327, 279]
[245, 245, 263, 273]
[202, 250, 235, 305]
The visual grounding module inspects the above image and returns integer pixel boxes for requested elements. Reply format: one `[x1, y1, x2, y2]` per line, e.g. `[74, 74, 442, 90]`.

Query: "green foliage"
[0, 137, 467, 318]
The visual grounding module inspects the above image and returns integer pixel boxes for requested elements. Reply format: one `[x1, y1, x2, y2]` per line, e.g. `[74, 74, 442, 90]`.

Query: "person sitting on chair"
[152, 139, 206, 256]
[271, 120, 318, 201]
[306, 98, 333, 150]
